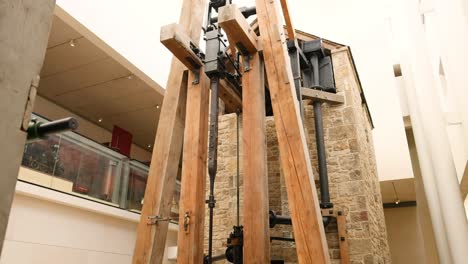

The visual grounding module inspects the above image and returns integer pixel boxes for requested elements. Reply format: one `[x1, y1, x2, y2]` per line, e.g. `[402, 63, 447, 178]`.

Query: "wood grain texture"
[255, 0, 331, 263]
[161, 23, 203, 71]
[219, 4, 258, 54]
[242, 53, 270, 263]
[301, 88, 345, 104]
[132, 1, 207, 263]
[176, 72, 210, 264]
[219, 78, 242, 113]
[337, 213, 350, 264]
[279, 0, 296, 40]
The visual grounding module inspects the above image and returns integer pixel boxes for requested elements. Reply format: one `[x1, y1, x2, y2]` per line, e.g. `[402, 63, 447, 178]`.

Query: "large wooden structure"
[133, 0, 332, 263]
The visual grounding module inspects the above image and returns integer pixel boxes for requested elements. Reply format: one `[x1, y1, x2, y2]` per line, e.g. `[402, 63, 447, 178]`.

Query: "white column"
[392, 0, 468, 262]
[0, 0, 55, 255]
[432, 0, 468, 154]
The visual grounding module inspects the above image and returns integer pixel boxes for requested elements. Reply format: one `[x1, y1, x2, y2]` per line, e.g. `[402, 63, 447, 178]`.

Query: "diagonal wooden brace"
[255, 0, 331, 262]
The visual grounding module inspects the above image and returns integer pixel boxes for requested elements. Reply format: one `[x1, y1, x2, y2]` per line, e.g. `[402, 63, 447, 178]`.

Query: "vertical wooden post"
[132, 1, 207, 263]
[242, 54, 270, 263]
[0, 0, 55, 254]
[177, 72, 210, 263]
[337, 212, 350, 264]
[255, 0, 331, 263]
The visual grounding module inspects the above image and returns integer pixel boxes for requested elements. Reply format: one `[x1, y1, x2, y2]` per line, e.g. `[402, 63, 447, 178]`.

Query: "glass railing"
[20, 114, 180, 220]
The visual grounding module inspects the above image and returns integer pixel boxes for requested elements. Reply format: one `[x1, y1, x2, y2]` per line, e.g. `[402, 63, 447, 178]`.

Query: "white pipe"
[431, 0, 468, 154]
[394, 0, 468, 262]
[403, 72, 452, 264]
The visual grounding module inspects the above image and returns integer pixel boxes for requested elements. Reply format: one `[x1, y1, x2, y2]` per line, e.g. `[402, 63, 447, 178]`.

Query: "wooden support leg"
[132, 59, 188, 264]
[242, 54, 270, 263]
[132, 0, 207, 263]
[132, 0, 206, 264]
[177, 72, 210, 264]
[337, 212, 350, 264]
[255, 0, 331, 263]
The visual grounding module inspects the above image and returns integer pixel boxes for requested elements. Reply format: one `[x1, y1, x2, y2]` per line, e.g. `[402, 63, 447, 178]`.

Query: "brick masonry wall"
[203, 48, 391, 263]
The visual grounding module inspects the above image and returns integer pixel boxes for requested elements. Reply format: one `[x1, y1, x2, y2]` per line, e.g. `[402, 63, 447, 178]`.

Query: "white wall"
[0, 180, 177, 264]
[384, 206, 430, 264]
[55, 0, 183, 88]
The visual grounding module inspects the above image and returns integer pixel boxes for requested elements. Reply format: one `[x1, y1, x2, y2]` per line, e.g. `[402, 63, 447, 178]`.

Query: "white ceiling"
[380, 178, 416, 204]
[38, 16, 163, 149]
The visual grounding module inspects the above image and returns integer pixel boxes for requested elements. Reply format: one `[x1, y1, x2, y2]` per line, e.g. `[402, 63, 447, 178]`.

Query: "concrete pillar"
[392, 0, 468, 262]
[432, 0, 468, 154]
[0, 0, 55, 255]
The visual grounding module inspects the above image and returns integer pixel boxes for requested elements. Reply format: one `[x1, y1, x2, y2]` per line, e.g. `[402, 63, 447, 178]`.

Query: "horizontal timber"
[219, 4, 258, 54]
[302, 88, 345, 104]
[161, 23, 203, 71]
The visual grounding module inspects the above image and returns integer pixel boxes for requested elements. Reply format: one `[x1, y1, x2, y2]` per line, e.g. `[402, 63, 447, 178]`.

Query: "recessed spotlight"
[69, 39, 76, 47]
[98, 118, 103, 123]
[147, 144, 152, 148]
[156, 105, 160, 109]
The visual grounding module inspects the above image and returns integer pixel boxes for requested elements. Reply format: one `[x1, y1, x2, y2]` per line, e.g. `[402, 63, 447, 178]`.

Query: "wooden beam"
[132, 0, 207, 263]
[255, 0, 331, 263]
[177, 72, 210, 263]
[219, 4, 258, 54]
[161, 23, 203, 71]
[219, 78, 242, 113]
[337, 212, 350, 264]
[242, 53, 270, 262]
[301, 88, 345, 104]
[279, 0, 296, 40]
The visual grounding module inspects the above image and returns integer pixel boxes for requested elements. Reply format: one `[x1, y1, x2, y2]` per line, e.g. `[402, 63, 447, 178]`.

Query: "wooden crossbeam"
[161, 23, 203, 71]
[219, 78, 242, 113]
[302, 88, 345, 104]
[255, 0, 331, 262]
[177, 72, 210, 263]
[242, 53, 270, 262]
[219, 4, 258, 54]
[132, 1, 207, 263]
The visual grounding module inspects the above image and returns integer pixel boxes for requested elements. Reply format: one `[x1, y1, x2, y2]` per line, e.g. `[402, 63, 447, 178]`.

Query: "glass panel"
[127, 163, 148, 211]
[20, 113, 181, 220]
[22, 134, 61, 177]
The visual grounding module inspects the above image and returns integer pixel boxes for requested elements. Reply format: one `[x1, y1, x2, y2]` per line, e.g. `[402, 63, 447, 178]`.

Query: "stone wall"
[203, 48, 391, 263]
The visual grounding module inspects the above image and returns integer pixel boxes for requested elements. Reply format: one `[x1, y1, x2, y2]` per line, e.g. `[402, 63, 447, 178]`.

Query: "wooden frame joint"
[161, 23, 203, 71]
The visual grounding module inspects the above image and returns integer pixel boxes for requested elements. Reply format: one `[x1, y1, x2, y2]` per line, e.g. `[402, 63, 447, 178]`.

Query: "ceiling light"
[156, 105, 160, 109]
[127, 75, 133, 80]
[147, 144, 152, 148]
[98, 118, 103, 123]
[69, 39, 76, 47]
[395, 199, 400, 205]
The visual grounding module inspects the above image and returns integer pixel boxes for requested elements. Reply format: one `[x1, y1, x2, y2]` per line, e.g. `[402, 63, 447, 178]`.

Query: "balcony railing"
[20, 114, 180, 220]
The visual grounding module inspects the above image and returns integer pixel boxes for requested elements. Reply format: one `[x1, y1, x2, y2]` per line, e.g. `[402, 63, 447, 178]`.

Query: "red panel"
[111, 126, 133, 157]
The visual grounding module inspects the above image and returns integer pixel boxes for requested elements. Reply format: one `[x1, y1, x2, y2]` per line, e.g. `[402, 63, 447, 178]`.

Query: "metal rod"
[236, 110, 240, 226]
[313, 101, 333, 208]
[207, 76, 220, 264]
[26, 117, 79, 142]
[270, 236, 295, 242]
